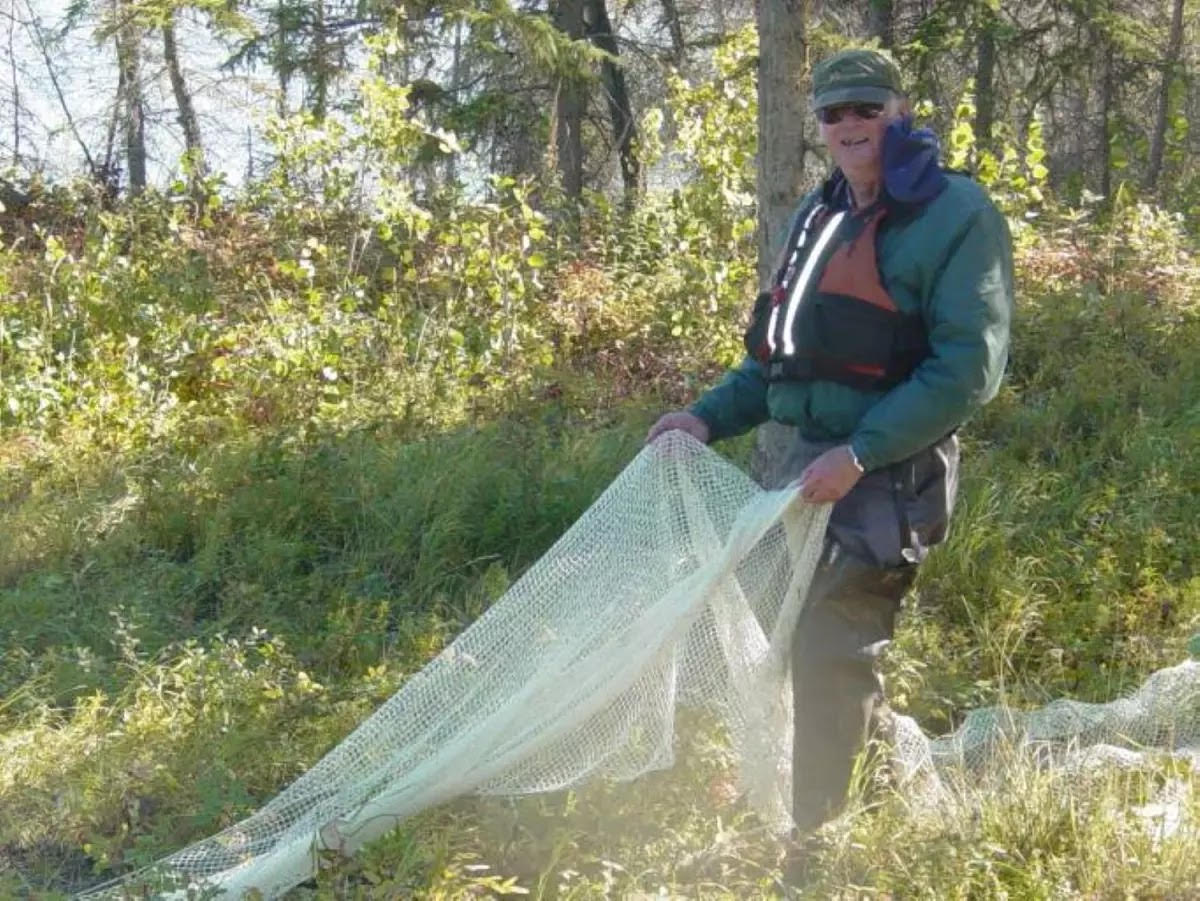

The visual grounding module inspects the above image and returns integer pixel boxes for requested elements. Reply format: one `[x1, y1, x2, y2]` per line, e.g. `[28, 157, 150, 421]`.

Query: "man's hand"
[794, 445, 864, 504]
[646, 411, 711, 445]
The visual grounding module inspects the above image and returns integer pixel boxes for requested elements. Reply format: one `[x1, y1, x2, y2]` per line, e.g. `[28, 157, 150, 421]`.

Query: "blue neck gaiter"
[882, 115, 947, 205]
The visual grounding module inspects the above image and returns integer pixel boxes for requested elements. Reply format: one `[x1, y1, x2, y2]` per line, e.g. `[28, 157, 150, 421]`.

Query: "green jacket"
[690, 174, 1014, 471]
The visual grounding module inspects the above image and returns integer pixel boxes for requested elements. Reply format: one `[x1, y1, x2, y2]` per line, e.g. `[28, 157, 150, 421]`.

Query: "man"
[646, 49, 1014, 836]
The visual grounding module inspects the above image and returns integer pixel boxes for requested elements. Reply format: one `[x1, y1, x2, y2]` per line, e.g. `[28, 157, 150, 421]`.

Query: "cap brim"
[811, 85, 896, 112]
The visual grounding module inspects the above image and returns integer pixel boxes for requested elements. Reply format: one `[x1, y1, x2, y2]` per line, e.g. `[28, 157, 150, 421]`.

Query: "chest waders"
[746, 204, 960, 849]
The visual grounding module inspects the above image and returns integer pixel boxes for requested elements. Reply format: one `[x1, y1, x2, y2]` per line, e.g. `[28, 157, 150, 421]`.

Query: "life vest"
[743, 201, 930, 392]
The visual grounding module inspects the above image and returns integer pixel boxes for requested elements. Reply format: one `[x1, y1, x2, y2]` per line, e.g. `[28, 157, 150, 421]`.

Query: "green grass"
[0, 418, 643, 703]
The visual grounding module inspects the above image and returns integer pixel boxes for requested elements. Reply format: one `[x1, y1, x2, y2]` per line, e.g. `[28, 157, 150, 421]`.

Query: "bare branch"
[8, 0, 19, 167]
[162, 9, 207, 178]
[22, 0, 98, 178]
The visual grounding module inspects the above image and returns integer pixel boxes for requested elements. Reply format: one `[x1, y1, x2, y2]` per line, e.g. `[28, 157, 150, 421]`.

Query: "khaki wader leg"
[790, 543, 914, 832]
[754, 425, 956, 833]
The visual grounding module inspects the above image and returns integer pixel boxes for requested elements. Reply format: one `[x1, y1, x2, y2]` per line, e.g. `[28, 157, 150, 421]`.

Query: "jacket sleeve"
[689, 355, 770, 442]
[849, 202, 1014, 470]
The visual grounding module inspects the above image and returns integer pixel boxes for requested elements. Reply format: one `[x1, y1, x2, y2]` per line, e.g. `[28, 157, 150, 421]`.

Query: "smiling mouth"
[841, 137, 870, 147]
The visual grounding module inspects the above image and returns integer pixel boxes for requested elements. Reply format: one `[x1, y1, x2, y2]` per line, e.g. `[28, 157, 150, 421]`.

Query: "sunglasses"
[816, 103, 885, 125]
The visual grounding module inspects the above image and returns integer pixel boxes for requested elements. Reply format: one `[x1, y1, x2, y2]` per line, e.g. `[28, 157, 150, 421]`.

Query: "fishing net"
[892, 660, 1200, 805]
[80, 433, 831, 899]
[79, 433, 1200, 899]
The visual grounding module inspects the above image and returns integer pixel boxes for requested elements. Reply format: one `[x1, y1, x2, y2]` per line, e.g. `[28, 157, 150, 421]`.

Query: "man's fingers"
[798, 470, 835, 503]
[647, 412, 709, 446]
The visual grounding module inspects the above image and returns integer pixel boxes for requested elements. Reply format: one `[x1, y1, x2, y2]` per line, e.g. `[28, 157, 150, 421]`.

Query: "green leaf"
[950, 122, 973, 151]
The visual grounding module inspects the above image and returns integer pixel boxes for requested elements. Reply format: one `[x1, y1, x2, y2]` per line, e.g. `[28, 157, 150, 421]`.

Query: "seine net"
[79, 434, 1200, 899]
[80, 433, 832, 899]
[891, 660, 1200, 806]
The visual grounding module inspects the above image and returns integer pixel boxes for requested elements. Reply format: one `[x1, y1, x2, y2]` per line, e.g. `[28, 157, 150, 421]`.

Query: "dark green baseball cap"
[811, 48, 904, 111]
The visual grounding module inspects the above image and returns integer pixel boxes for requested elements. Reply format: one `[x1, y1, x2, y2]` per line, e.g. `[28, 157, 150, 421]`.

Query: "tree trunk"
[114, 0, 146, 194]
[866, 0, 893, 49]
[162, 12, 208, 180]
[659, 0, 686, 64]
[752, 0, 809, 483]
[1145, 0, 1185, 191]
[755, 0, 808, 289]
[552, 0, 586, 211]
[274, 1, 291, 117]
[102, 80, 121, 192]
[447, 16, 464, 186]
[311, 0, 329, 120]
[1095, 33, 1113, 199]
[585, 0, 640, 204]
[7, 0, 18, 167]
[974, 7, 997, 157]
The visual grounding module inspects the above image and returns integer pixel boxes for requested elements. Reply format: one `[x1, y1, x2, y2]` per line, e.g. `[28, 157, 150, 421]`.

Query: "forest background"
[1, 0, 1199, 896]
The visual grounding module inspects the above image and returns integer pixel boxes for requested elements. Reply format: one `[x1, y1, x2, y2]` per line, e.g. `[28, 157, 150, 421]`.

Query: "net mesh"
[892, 660, 1200, 806]
[79, 434, 1200, 899]
[80, 433, 831, 899]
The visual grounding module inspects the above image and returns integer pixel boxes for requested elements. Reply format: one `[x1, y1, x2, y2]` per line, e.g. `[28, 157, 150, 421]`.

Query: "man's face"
[818, 98, 904, 181]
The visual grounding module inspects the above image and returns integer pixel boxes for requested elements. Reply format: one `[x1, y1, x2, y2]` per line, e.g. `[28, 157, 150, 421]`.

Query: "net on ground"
[892, 660, 1200, 806]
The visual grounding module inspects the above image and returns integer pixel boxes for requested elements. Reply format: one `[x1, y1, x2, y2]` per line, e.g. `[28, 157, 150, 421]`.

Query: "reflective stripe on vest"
[766, 204, 826, 356]
[778, 210, 846, 357]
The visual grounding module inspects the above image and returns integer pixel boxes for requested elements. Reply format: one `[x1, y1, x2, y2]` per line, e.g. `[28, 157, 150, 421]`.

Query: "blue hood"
[882, 116, 947, 205]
